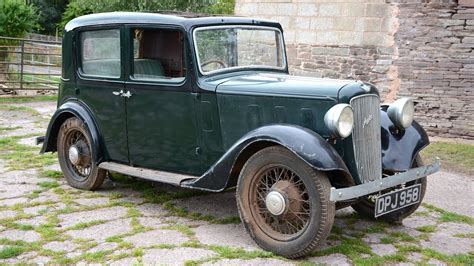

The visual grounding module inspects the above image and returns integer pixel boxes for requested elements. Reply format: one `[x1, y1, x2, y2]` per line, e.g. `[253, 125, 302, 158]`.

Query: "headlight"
[387, 98, 414, 129]
[324, 104, 354, 138]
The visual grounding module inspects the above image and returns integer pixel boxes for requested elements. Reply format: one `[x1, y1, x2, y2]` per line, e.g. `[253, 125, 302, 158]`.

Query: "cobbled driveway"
[0, 100, 472, 265]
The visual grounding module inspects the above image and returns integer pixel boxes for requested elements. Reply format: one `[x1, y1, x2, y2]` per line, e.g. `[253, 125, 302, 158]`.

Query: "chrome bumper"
[330, 159, 440, 202]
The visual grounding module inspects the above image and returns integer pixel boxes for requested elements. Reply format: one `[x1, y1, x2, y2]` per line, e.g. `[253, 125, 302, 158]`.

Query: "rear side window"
[132, 28, 185, 82]
[80, 29, 121, 78]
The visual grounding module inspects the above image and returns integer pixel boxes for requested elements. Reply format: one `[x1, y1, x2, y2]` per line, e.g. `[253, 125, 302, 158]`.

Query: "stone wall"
[235, 0, 474, 139]
[391, 1, 473, 139]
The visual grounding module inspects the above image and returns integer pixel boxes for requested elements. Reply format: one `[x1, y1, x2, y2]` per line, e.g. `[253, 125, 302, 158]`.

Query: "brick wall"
[235, 0, 474, 140]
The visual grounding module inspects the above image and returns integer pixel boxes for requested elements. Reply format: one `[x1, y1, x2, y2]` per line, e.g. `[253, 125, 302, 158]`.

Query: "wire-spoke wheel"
[351, 155, 427, 223]
[57, 117, 105, 190]
[237, 146, 335, 258]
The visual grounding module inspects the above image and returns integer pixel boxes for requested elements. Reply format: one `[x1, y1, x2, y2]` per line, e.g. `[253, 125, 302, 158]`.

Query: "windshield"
[194, 26, 285, 74]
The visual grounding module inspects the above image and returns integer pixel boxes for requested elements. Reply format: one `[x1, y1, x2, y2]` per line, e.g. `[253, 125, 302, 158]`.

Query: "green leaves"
[0, 0, 39, 39]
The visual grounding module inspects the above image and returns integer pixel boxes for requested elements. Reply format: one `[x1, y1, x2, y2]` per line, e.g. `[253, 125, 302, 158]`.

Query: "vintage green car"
[39, 12, 439, 258]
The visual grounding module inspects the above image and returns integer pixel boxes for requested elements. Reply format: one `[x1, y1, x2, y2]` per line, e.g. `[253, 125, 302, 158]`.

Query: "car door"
[75, 27, 129, 163]
[124, 25, 201, 175]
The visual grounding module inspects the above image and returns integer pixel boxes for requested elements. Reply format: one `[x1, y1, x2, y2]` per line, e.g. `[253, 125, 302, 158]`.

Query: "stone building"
[235, 0, 474, 139]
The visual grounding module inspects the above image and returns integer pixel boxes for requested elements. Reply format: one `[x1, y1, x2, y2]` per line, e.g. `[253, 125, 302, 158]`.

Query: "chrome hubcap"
[265, 191, 286, 216]
[68, 145, 80, 166]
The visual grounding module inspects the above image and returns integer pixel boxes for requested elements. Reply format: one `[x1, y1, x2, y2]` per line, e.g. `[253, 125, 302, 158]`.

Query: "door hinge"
[195, 147, 202, 155]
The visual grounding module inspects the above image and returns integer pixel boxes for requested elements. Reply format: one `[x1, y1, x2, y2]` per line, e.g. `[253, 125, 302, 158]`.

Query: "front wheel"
[236, 146, 335, 258]
[351, 155, 427, 223]
[57, 117, 106, 190]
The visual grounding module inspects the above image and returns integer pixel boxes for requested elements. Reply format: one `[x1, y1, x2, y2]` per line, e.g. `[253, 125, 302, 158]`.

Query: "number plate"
[374, 184, 421, 217]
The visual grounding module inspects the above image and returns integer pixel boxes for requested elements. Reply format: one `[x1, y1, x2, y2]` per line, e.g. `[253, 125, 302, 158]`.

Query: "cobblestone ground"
[0, 100, 472, 265]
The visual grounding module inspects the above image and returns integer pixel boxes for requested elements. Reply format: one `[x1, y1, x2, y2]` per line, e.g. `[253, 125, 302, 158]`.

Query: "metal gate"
[0, 36, 61, 93]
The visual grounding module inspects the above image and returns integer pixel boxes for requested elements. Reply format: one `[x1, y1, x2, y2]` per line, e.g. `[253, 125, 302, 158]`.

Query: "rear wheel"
[351, 155, 427, 223]
[57, 117, 106, 190]
[236, 146, 335, 258]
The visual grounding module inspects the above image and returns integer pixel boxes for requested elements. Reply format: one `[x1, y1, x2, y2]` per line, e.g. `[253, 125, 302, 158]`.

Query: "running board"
[98, 162, 197, 186]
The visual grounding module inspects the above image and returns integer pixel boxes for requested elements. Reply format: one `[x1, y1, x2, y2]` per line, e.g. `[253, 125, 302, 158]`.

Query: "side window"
[80, 29, 120, 78]
[132, 28, 185, 82]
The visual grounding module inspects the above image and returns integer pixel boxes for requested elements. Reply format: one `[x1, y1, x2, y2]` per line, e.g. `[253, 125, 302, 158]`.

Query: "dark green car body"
[41, 12, 430, 194]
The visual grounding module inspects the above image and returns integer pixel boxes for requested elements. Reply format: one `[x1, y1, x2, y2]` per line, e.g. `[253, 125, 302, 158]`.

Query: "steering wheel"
[201, 59, 227, 70]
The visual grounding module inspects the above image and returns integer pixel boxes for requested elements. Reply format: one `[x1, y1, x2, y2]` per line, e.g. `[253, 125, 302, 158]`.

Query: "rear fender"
[40, 100, 103, 163]
[182, 124, 352, 192]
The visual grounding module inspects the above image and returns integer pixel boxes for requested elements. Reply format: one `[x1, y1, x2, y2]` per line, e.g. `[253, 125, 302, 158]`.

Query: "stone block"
[365, 3, 390, 18]
[342, 3, 367, 17]
[319, 3, 343, 17]
[294, 17, 311, 30]
[295, 30, 318, 44]
[311, 46, 350, 56]
[235, 3, 258, 16]
[310, 17, 334, 30]
[297, 3, 318, 16]
[332, 18, 356, 31]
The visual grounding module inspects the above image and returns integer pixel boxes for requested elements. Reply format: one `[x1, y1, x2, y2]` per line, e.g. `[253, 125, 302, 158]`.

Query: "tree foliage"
[59, 0, 235, 30]
[0, 0, 40, 39]
[30, 0, 69, 35]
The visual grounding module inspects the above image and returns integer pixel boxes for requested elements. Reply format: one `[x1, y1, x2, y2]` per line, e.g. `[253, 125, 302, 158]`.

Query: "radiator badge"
[362, 114, 373, 128]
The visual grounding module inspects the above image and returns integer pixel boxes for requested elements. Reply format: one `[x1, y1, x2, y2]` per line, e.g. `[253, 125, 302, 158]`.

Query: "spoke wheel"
[251, 165, 311, 241]
[57, 117, 106, 190]
[63, 129, 92, 181]
[237, 146, 335, 259]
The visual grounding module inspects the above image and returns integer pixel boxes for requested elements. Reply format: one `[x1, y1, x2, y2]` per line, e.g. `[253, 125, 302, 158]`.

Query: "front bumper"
[330, 159, 440, 202]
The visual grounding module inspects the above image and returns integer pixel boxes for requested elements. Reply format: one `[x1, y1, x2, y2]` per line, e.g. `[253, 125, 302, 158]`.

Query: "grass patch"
[209, 245, 275, 259]
[0, 126, 21, 132]
[454, 232, 474, 238]
[365, 223, 386, 233]
[389, 231, 417, 242]
[353, 253, 406, 265]
[40, 170, 63, 179]
[421, 248, 474, 264]
[0, 104, 40, 115]
[0, 95, 57, 103]
[311, 237, 373, 259]
[416, 225, 437, 233]
[0, 135, 57, 170]
[67, 219, 108, 230]
[0, 246, 24, 259]
[380, 236, 396, 244]
[37, 181, 60, 189]
[162, 224, 195, 237]
[127, 207, 142, 218]
[421, 141, 474, 174]
[423, 203, 474, 225]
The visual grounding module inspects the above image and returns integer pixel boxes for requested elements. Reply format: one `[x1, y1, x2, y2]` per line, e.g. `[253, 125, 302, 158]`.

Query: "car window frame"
[192, 25, 287, 76]
[125, 24, 189, 87]
[76, 25, 124, 81]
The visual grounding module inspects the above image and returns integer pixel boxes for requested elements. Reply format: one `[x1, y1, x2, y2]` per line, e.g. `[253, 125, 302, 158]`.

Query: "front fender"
[381, 106, 429, 171]
[182, 124, 351, 192]
[40, 100, 103, 163]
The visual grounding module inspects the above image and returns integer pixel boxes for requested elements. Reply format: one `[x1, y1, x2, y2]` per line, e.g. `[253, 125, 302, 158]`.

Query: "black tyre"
[57, 117, 106, 190]
[351, 155, 427, 223]
[236, 146, 335, 259]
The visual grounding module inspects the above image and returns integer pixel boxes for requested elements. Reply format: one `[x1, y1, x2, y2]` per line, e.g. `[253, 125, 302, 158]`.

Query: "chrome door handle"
[112, 90, 123, 96]
[122, 90, 132, 98]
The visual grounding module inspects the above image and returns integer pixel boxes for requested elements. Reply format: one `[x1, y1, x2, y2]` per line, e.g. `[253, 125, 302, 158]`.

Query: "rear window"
[80, 29, 121, 78]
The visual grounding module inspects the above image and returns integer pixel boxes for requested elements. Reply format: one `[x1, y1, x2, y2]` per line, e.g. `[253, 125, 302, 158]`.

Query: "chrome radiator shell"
[350, 94, 382, 183]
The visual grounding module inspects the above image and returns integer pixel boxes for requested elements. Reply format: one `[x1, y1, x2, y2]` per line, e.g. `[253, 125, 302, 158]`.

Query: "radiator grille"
[350, 94, 382, 183]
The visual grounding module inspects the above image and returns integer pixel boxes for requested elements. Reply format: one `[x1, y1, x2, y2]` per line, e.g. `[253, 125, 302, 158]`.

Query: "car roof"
[64, 12, 283, 32]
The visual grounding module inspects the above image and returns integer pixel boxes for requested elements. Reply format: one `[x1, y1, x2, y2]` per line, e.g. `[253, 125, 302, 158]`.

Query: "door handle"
[112, 90, 123, 96]
[122, 90, 132, 98]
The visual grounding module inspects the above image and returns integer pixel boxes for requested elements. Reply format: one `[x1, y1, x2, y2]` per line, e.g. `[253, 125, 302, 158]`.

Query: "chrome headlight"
[387, 98, 414, 129]
[324, 104, 354, 138]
